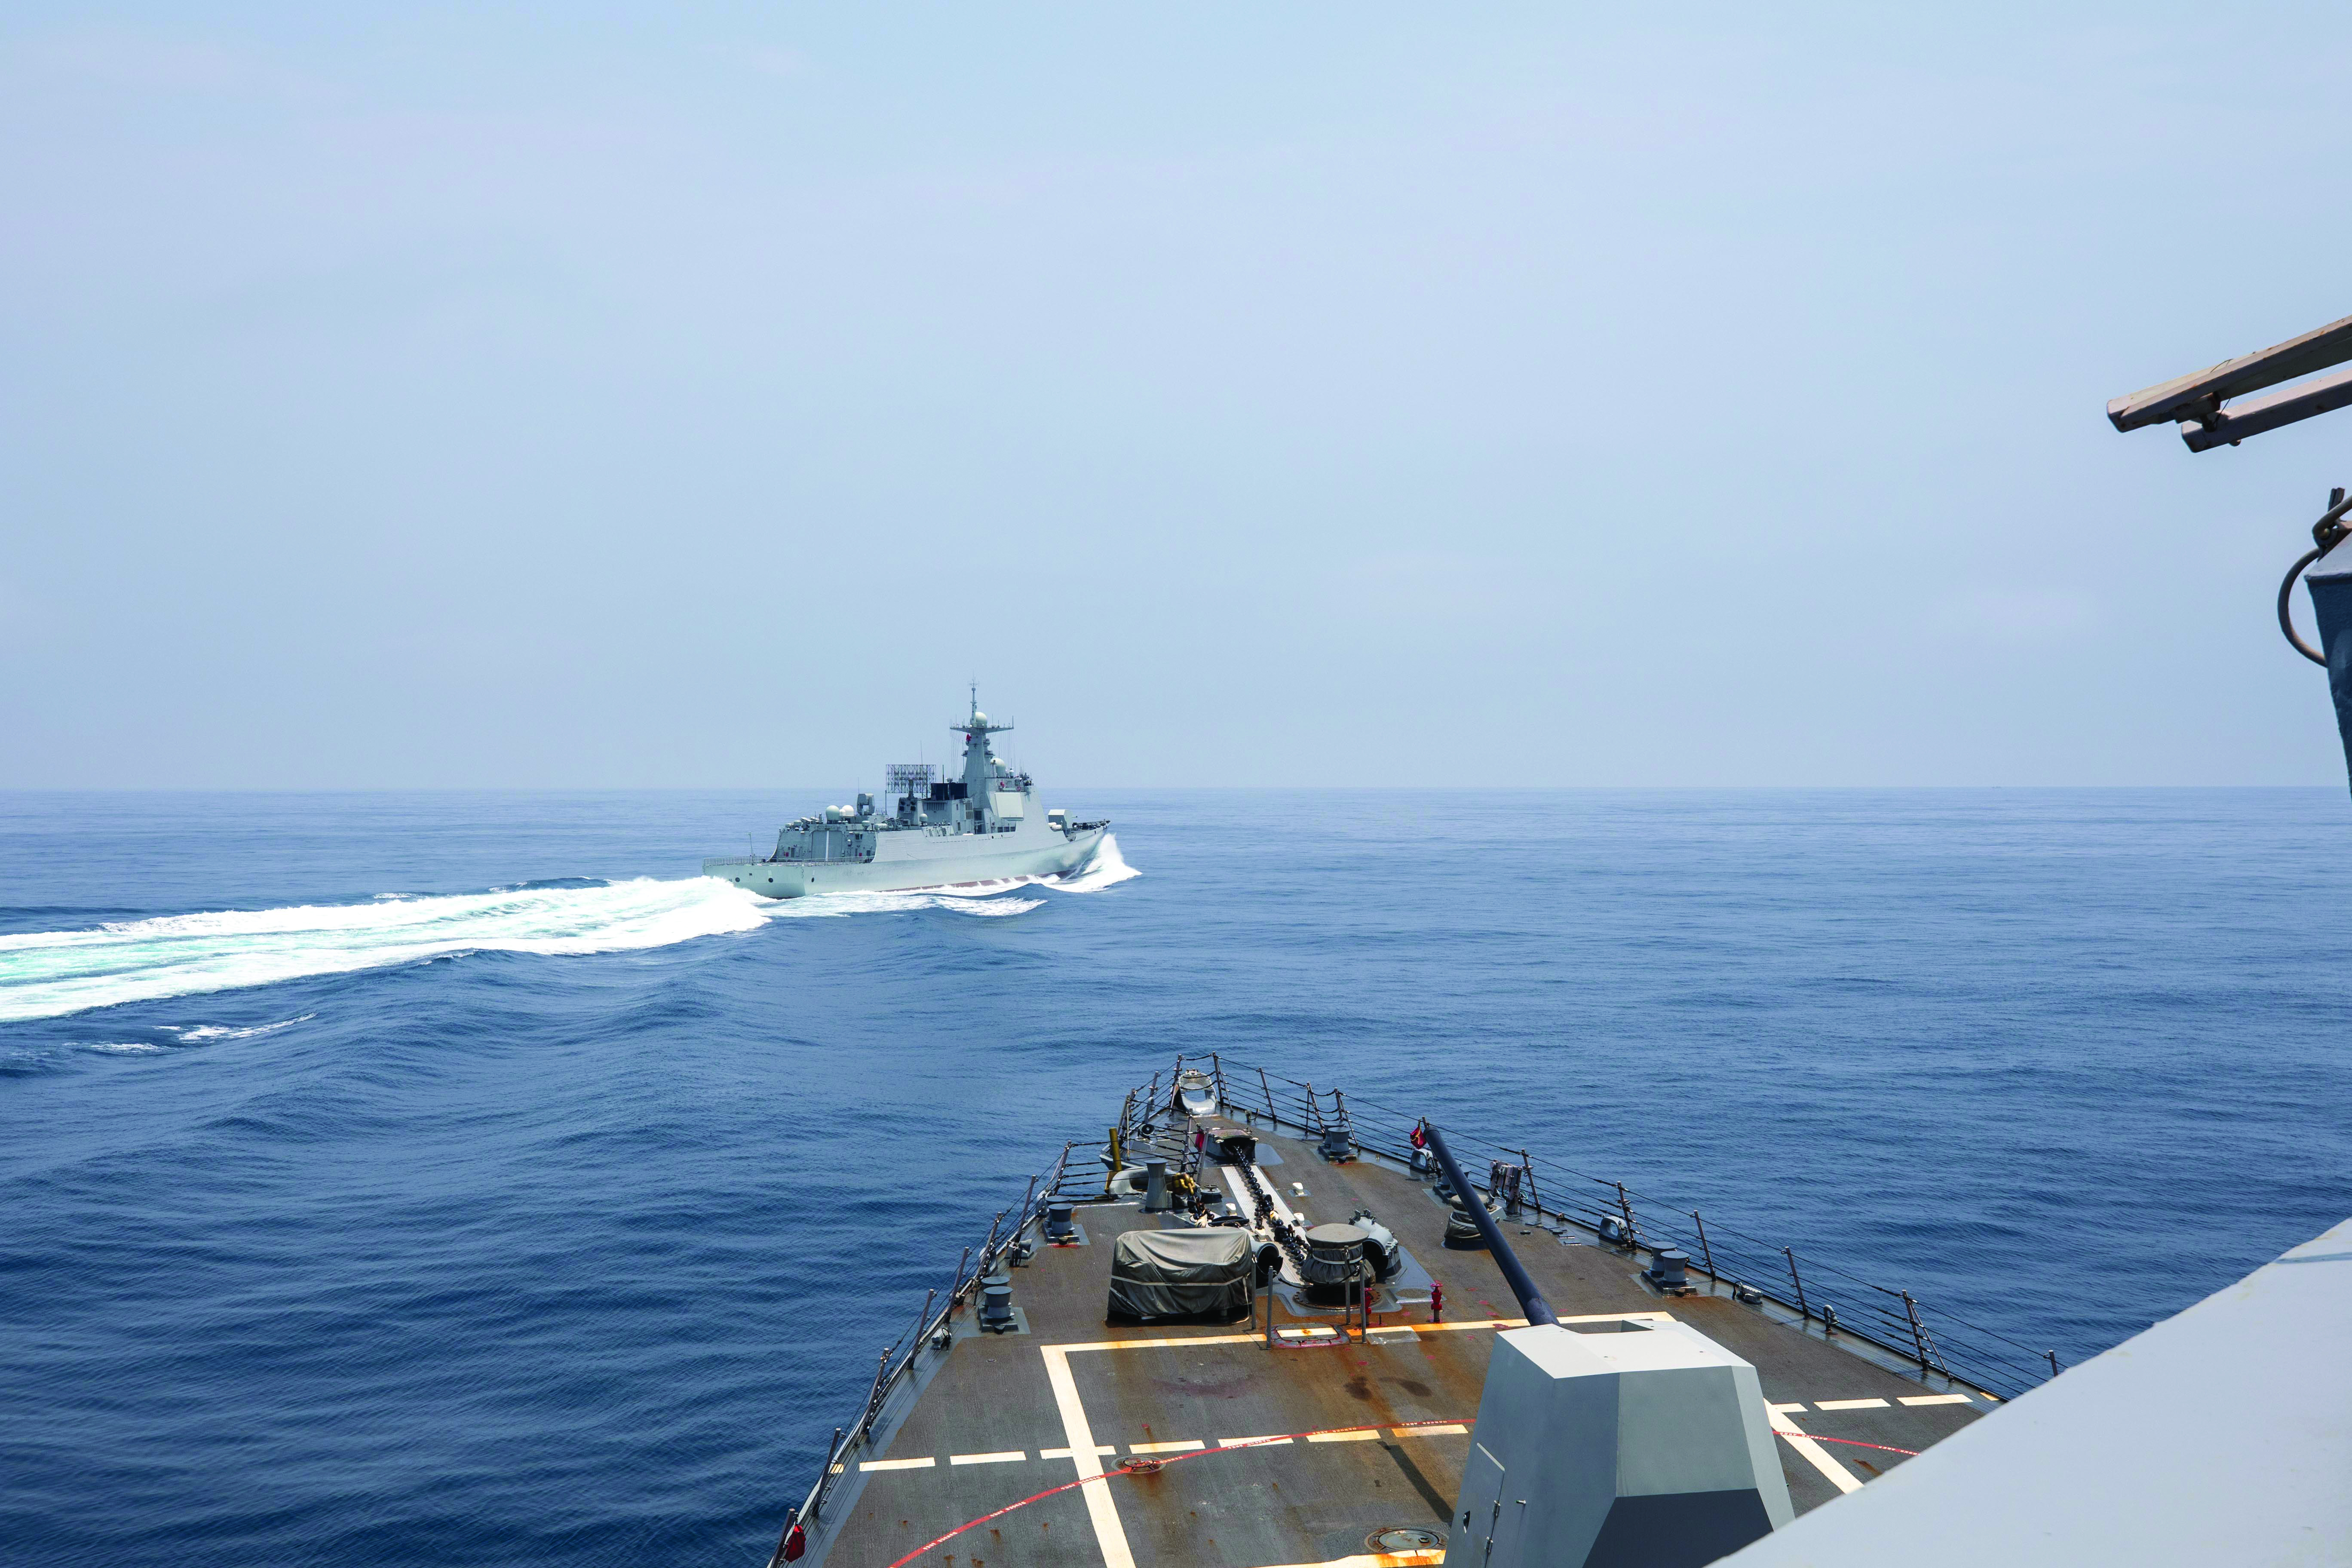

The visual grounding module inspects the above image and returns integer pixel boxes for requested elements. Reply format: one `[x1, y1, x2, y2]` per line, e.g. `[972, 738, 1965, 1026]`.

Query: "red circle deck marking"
[880, 1419, 1470, 1568]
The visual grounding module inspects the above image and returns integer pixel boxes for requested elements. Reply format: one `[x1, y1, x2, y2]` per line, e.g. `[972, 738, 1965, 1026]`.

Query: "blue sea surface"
[3, 788, 2348, 1567]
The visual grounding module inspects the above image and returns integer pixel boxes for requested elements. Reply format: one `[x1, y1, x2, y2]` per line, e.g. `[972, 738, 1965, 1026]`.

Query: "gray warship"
[756, 1054, 2346, 1568]
[703, 692, 1108, 899]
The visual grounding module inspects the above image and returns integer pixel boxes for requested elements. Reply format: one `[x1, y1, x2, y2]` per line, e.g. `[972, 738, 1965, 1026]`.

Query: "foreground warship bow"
[763, 1059, 2010, 1568]
[705, 691, 1107, 898]
[759, 1057, 2347, 1568]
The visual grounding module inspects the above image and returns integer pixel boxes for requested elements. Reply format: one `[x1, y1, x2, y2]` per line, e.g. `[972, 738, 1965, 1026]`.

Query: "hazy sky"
[8, 4, 2352, 788]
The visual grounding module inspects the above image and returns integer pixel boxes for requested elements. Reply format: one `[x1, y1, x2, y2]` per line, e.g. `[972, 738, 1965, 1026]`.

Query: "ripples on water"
[3, 789, 2346, 1567]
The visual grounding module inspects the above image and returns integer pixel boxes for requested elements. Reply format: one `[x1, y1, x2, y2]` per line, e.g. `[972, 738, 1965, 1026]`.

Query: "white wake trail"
[0, 835, 1138, 1023]
[0, 879, 770, 1024]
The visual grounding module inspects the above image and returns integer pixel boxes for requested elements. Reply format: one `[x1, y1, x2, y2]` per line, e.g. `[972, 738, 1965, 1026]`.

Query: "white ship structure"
[702, 693, 1108, 899]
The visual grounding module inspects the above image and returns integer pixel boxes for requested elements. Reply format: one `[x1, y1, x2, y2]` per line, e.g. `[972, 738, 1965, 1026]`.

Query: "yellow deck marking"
[1130, 1439, 1207, 1454]
[947, 1451, 1027, 1465]
[1767, 1408, 1862, 1494]
[1393, 1423, 1468, 1436]
[1814, 1397, 1890, 1410]
[858, 1457, 935, 1472]
[1306, 1429, 1383, 1443]
[1043, 1313, 1629, 1357]
[1041, 1344, 1137, 1568]
[1247, 1551, 1444, 1568]
[1898, 1393, 1973, 1406]
[1052, 1332, 1262, 1354]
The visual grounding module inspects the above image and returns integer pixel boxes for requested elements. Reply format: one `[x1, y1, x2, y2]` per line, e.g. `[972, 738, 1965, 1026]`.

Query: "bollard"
[1648, 1249, 1689, 1292]
[978, 1273, 1015, 1334]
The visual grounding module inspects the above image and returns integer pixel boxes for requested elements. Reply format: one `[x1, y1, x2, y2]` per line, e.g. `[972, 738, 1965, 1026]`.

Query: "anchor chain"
[1239, 1161, 1311, 1275]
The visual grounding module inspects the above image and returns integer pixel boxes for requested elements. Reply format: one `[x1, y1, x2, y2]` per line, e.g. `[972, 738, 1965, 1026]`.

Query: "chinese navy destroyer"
[702, 694, 1107, 899]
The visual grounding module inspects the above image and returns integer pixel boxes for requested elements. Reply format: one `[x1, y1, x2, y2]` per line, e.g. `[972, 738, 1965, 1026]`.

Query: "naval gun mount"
[1422, 1124, 1795, 1568]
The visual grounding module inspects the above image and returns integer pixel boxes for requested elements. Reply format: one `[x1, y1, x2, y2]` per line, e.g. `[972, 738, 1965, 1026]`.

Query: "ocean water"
[3, 788, 2348, 1567]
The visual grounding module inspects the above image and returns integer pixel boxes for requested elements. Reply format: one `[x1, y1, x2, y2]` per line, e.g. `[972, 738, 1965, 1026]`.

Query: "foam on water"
[0, 835, 1140, 1022]
[167, 1014, 316, 1042]
[0, 879, 772, 1023]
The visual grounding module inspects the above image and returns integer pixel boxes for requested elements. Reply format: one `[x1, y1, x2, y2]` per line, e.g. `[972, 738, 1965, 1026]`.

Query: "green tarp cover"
[1107, 1227, 1254, 1319]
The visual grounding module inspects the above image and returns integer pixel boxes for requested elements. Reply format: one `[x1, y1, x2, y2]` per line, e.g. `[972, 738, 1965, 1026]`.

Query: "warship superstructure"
[704, 693, 1107, 899]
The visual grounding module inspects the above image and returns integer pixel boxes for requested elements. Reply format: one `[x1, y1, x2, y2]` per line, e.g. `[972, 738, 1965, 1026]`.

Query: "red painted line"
[880, 1418, 1470, 1568]
[1800, 1433, 1920, 1457]
[880, 1415, 1922, 1565]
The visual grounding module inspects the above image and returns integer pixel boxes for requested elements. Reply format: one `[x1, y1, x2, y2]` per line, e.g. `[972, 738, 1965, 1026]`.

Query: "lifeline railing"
[1137, 1051, 2065, 1404]
[765, 1139, 1087, 1568]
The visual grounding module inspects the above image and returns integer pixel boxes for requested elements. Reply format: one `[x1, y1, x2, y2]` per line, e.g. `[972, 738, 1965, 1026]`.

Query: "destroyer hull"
[703, 825, 1105, 899]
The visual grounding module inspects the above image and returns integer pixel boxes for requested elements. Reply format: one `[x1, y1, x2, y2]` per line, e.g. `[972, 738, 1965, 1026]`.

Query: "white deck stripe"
[1216, 1164, 1260, 1222]
[948, 1451, 1027, 1465]
[858, 1456, 935, 1472]
[1769, 1402, 1808, 1414]
[1039, 1445, 1116, 1458]
[1394, 1423, 1469, 1436]
[1768, 1409, 1863, 1494]
[1129, 1440, 1206, 1454]
[1041, 1344, 1137, 1568]
[1255, 1166, 1302, 1227]
[1814, 1397, 1890, 1410]
[1306, 1429, 1383, 1443]
[1219, 1435, 1293, 1447]
[1898, 1393, 1973, 1406]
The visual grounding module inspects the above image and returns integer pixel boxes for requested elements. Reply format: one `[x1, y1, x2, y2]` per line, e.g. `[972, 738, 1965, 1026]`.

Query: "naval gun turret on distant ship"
[702, 692, 1109, 898]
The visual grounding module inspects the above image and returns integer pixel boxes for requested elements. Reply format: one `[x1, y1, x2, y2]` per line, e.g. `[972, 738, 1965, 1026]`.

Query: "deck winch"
[1301, 1223, 1368, 1287]
[1348, 1208, 1404, 1281]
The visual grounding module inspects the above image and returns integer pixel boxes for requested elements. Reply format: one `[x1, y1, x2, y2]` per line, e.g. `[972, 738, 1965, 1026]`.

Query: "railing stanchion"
[1693, 1210, 1717, 1281]
[1786, 1249, 1809, 1321]
[945, 1246, 972, 1308]
[908, 1288, 937, 1357]
[858, 1347, 891, 1436]
[1900, 1290, 1931, 1370]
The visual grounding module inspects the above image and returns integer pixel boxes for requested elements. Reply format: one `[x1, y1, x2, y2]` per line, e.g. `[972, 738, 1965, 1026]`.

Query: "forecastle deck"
[781, 1079, 2011, 1568]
